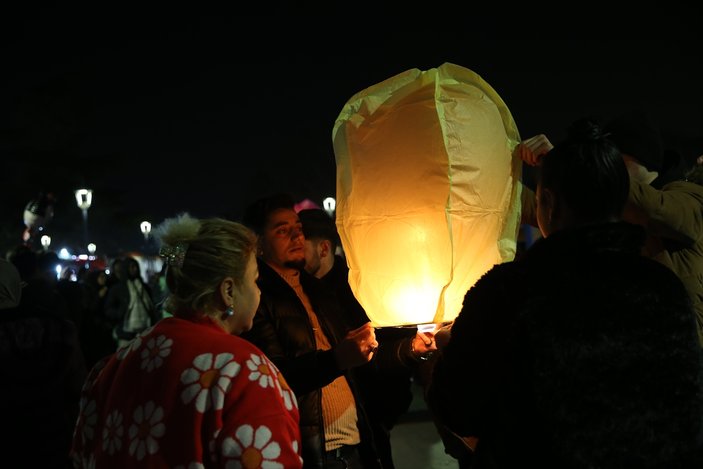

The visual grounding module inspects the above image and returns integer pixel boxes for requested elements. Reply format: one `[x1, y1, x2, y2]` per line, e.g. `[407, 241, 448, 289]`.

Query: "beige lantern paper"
[332, 62, 522, 328]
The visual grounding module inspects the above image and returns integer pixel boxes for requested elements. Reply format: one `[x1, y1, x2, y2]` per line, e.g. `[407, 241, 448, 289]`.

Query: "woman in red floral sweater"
[71, 213, 302, 468]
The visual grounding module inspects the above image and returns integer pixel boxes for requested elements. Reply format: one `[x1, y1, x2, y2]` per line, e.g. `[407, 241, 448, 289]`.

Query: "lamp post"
[140, 221, 152, 242]
[140, 221, 152, 280]
[74, 189, 93, 252]
[40, 235, 51, 252]
[86, 242, 97, 270]
[323, 197, 336, 218]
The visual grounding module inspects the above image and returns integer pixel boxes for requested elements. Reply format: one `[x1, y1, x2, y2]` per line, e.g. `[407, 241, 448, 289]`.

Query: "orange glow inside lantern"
[332, 63, 522, 327]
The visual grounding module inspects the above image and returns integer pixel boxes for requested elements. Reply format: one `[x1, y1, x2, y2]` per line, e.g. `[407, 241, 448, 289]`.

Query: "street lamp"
[75, 189, 93, 252]
[86, 242, 97, 270]
[40, 235, 51, 252]
[140, 221, 153, 279]
[323, 197, 336, 218]
[140, 221, 152, 242]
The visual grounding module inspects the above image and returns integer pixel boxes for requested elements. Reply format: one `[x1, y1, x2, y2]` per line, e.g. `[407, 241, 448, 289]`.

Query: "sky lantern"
[332, 62, 522, 327]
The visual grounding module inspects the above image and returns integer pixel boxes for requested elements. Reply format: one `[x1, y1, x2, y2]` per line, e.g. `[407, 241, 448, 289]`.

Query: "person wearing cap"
[298, 208, 437, 469]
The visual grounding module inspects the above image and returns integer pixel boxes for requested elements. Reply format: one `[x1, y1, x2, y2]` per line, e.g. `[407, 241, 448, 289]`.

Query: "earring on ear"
[222, 305, 235, 320]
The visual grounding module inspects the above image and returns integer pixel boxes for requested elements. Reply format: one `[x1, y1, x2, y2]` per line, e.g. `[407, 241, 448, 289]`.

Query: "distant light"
[323, 197, 336, 217]
[74, 189, 93, 210]
[141, 221, 152, 242]
[40, 235, 51, 249]
[54, 264, 62, 280]
[58, 248, 71, 259]
[87, 243, 96, 255]
[140, 221, 151, 235]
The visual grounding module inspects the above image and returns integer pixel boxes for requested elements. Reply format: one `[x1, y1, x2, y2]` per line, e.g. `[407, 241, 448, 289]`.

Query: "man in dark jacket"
[241, 193, 381, 469]
[428, 118, 703, 468]
[298, 208, 436, 469]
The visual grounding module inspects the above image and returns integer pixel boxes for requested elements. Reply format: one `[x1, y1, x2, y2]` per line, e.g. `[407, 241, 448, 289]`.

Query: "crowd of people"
[2, 108, 703, 468]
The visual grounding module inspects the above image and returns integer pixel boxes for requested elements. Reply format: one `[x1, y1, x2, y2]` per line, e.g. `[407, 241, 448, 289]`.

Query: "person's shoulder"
[326, 255, 350, 282]
[149, 319, 270, 362]
[662, 179, 703, 197]
[625, 251, 689, 291]
[468, 259, 523, 294]
[452, 260, 524, 328]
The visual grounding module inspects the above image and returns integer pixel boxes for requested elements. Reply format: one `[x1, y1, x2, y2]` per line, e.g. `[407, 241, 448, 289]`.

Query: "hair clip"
[159, 243, 188, 268]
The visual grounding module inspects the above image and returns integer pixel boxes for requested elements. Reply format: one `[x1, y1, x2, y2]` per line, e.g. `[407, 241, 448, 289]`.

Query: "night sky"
[2, 8, 702, 256]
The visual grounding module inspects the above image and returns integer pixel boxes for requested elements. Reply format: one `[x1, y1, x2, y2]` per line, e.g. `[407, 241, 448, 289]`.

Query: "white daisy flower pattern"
[128, 401, 165, 461]
[209, 428, 221, 464]
[250, 356, 297, 412]
[246, 354, 275, 389]
[115, 340, 133, 360]
[138, 325, 156, 340]
[140, 334, 173, 371]
[80, 452, 96, 469]
[102, 410, 124, 455]
[222, 424, 283, 469]
[116, 326, 155, 360]
[273, 367, 297, 412]
[291, 440, 302, 466]
[181, 353, 241, 413]
[78, 399, 98, 445]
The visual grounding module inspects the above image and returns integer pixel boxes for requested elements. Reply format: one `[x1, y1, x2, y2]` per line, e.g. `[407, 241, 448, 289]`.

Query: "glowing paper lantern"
[332, 62, 522, 327]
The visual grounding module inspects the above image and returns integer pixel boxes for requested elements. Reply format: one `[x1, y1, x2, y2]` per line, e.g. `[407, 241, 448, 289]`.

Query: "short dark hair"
[298, 208, 340, 249]
[540, 117, 630, 222]
[241, 193, 296, 236]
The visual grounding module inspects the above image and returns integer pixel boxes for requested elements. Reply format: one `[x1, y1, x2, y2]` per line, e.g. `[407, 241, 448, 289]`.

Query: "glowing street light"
[140, 220, 153, 279]
[75, 189, 93, 251]
[140, 221, 152, 242]
[323, 197, 336, 218]
[85, 242, 97, 270]
[40, 235, 51, 251]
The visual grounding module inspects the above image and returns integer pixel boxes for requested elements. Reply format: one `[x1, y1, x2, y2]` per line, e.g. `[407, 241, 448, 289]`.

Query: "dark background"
[2, 7, 702, 256]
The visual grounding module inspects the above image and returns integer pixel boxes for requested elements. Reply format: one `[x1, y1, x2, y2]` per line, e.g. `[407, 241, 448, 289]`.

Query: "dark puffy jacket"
[241, 260, 381, 469]
[428, 222, 703, 469]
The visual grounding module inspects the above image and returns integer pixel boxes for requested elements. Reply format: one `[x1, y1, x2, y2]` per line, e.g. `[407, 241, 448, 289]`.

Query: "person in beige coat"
[517, 112, 703, 345]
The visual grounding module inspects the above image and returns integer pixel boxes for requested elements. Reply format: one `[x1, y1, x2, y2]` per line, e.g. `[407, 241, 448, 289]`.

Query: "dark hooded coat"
[428, 222, 703, 468]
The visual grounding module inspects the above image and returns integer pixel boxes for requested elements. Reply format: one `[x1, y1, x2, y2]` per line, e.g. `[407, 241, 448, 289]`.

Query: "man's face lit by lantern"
[260, 208, 306, 271]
